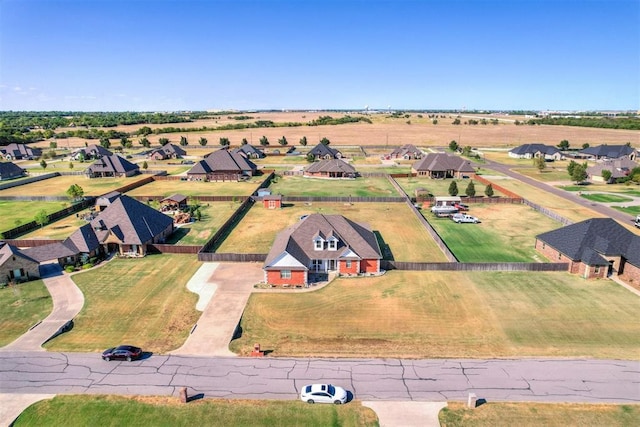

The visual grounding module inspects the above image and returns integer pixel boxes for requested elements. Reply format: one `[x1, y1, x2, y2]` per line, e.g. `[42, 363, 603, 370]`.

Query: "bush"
[64, 265, 75, 273]
[82, 263, 94, 269]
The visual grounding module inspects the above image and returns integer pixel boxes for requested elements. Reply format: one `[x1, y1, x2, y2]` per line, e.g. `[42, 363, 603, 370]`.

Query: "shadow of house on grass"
[374, 231, 394, 261]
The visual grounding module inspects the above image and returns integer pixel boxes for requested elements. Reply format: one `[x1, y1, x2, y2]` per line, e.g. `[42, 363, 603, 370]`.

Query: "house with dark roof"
[304, 159, 358, 178]
[161, 194, 188, 211]
[0, 143, 42, 161]
[587, 158, 638, 183]
[71, 144, 113, 161]
[23, 223, 108, 267]
[0, 161, 26, 181]
[232, 144, 265, 159]
[307, 143, 342, 160]
[411, 153, 476, 178]
[148, 144, 186, 160]
[187, 149, 257, 181]
[388, 144, 423, 160]
[0, 243, 40, 284]
[263, 214, 383, 287]
[509, 143, 563, 161]
[535, 218, 640, 283]
[579, 144, 637, 161]
[85, 154, 140, 178]
[96, 191, 122, 211]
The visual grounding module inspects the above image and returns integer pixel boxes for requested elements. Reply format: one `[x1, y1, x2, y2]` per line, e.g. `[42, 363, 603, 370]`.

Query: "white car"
[300, 383, 348, 404]
[452, 213, 479, 223]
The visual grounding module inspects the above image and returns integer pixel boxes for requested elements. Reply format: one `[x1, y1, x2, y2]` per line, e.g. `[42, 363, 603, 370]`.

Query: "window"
[314, 239, 323, 250]
[328, 239, 337, 250]
[345, 260, 352, 268]
[558, 253, 562, 260]
[312, 260, 322, 271]
[280, 270, 291, 279]
[594, 266, 600, 274]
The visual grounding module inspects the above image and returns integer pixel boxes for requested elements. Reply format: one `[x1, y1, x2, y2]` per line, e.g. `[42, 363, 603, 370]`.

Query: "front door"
[328, 260, 336, 271]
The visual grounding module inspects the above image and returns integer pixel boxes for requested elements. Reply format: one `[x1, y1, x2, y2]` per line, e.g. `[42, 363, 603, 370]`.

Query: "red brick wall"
[266, 270, 306, 286]
[620, 262, 640, 286]
[339, 260, 359, 274]
[361, 259, 379, 273]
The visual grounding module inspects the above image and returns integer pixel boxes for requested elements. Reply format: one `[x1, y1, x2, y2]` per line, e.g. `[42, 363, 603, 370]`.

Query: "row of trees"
[447, 181, 494, 197]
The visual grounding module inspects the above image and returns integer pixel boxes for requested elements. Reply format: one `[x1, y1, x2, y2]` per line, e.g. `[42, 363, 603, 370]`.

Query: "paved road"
[1, 352, 638, 404]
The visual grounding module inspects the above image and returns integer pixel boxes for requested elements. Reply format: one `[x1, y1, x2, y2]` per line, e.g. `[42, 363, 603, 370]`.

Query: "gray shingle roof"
[232, 144, 265, 158]
[308, 143, 341, 158]
[412, 153, 476, 173]
[0, 244, 40, 265]
[0, 161, 25, 179]
[580, 145, 635, 159]
[188, 149, 256, 175]
[509, 144, 560, 156]
[150, 144, 186, 158]
[0, 143, 42, 159]
[86, 154, 139, 175]
[305, 159, 357, 174]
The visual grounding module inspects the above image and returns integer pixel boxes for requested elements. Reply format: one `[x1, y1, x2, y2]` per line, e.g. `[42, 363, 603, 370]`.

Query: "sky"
[0, 0, 638, 111]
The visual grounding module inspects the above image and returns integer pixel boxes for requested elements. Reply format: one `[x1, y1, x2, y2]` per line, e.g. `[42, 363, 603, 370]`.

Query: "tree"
[571, 163, 588, 184]
[558, 139, 570, 150]
[69, 161, 74, 169]
[142, 160, 148, 170]
[259, 136, 269, 146]
[465, 180, 476, 197]
[601, 169, 612, 183]
[66, 184, 84, 201]
[567, 160, 578, 176]
[180, 136, 188, 146]
[299, 136, 308, 146]
[40, 159, 47, 169]
[582, 143, 590, 149]
[484, 183, 494, 197]
[159, 137, 170, 146]
[448, 181, 459, 196]
[198, 137, 208, 147]
[306, 153, 316, 163]
[50, 141, 57, 149]
[99, 137, 111, 149]
[432, 119, 438, 125]
[449, 140, 459, 152]
[241, 138, 248, 145]
[139, 137, 150, 148]
[462, 146, 472, 156]
[35, 209, 48, 228]
[320, 137, 330, 145]
[219, 137, 230, 147]
[533, 156, 547, 172]
[120, 136, 130, 147]
[452, 118, 461, 125]
[278, 136, 288, 146]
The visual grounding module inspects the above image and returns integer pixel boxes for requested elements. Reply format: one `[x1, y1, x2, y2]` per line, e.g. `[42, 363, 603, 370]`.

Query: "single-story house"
[71, 144, 113, 161]
[587, 158, 638, 183]
[263, 213, 383, 287]
[263, 194, 282, 209]
[304, 159, 357, 179]
[307, 143, 342, 160]
[0, 143, 42, 161]
[535, 218, 640, 282]
[187, 149, 257, 181]
[579, 144, 637, 161]
[232, 144, 265, 159]
[388, 144, 423, 160]
[508, 143, 563, 161]
[0, 243, 40, 284]
[148, 144, 186, 160]
[0, 161, 26, 181]
[85, 154, 140, 178]
[412, 153, 476, 178]
[161, 194, 188, 211]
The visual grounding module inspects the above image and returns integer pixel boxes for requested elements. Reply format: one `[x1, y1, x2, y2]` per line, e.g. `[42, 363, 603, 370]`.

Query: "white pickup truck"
[452, 213, 479, 223]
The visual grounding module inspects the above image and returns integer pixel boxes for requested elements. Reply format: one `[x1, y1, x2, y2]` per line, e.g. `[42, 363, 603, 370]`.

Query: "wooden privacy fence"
[281, 195, 406, 203]
[197, 253, 267, 262]
[0, 172, 59, 191]
[148, 244, 202, 254]
[132, 195, 249, 203]
[197, 196, 256, 258]
[3, 239, 63, 247]
[382, 261, 570, 272]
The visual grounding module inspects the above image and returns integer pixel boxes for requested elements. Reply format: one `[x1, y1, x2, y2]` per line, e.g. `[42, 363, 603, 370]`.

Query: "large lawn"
[217, 201, 448, 262]
[269, 175, 399, 197]
[0, 175, 139, 197]
[230, 270, 640, 359]
[44, 254, 202, 353]
[394, 177, 503, 198]
[126, 177, 265, 197]
[0, 201, 72, 235]
[14, 395, 377, 427]
[426, 203, 562, 262]
[0, 279, 52, 347]
[166, 203, 240, 245]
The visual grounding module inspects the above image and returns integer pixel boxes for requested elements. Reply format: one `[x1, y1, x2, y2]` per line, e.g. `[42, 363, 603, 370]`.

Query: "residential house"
[587, 158, 638, 183]
[508, 143, 563, 161]
[0, 243, 40, 284]
[388, 144, 423, 160]
[71, 144, 112, 161]
[148, 144, 186, 160]
[411, 153, 476, 178]
[579, 144, 637, 161]
[0, 162, 26, 181]
[23, 223, 108, 267]
[187, 149, 257, 181]
[0, 143, 42, 161]
[85, 154, 140, 178]
[263, 214, 383, 287]
[535, 218, 640, 282]
[307, 143, 342, 160]
[304, 159, 358, 179]
[232, 144, 265, 159]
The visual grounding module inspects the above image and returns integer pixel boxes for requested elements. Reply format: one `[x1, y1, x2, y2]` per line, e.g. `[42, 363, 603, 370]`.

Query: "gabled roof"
[86, 154, 139, 174]
[305, 159, 357, 174]
[390, 144, 422, 157]
[74, 144, 112, 158]
[510, 143, 561, 156]
[0, 143, 42, 159]
[587, 158, 638, 179]
[64, 223, 102, 253]
[150, 144, 186, 157]
[0, 161, 25, 178]
[0, 244, 39, 265]
[264, 214, 382, 269]
[161, 194, 188, 203]
[89, 194, 173, 245]
[232, 144, 265, 158]
[188, 149, 256, 174]
[308, 143, 341, 158]
[580, 145, 635, 159]
[412, 153, 475, 173]
[536, 218, 640, 267]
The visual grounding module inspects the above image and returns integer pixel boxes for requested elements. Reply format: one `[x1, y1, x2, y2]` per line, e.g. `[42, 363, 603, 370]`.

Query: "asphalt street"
[1, 352, 638, 404]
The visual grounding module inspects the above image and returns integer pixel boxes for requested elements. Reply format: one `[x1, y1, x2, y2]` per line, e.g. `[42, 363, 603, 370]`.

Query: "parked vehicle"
[454, 202, 469, 211]
[635, 214, 640, 228]
[431, 205, 458, 214]
[102, 345, 143, 361]
[452, 213, 479, 223]
[300, 383, 348, 404]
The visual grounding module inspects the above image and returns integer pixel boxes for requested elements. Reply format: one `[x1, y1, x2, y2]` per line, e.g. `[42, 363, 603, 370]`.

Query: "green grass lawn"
[613, 205, 640, 216]
[0, 175, 139, 197]
[0, 201, 72, 234]
[44, 254, 202, 353]
[580, 193, 634, 203]
[126, 177, 265, 197]
[439, 402, 640, 427]
[394, 177, 502, 199]
[20, 207, 94, 240]
[231, 270, 640, 359]
[165, 203, 240, 245]
[269, 175, 399, 197]
[0, 280, 52, 346]
[14, 395, 378, 427]
[425, 203, 562, 262]
[513, 166, 571, 182]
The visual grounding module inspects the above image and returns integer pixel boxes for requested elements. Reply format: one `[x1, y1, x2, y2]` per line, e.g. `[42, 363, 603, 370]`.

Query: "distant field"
[269, 175, 399, 197]
[0, 175, 137, 197]
[0, 201, 71, 234]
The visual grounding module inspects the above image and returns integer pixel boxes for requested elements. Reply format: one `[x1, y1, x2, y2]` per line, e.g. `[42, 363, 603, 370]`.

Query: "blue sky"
[1, 0, 638, 111]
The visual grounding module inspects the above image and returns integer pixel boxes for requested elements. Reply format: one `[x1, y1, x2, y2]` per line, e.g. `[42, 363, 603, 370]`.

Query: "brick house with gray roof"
[72, 144, 112, 161]
[509, 143, 563, 161]
[0, 243, 40, 284]
[411, 153, 476, 178]
[85, 154, 140, 178]
[187, 149, 257, 181]
[580, 144, 637, 161]
[0, 161, 26, 181]
[148, 144, 186, 160]
[0, 143, 42, 161]
[535, 218, 640, 284]
[304, 159, 358, 178]
[263, 214, 383, 287]
[307, 143, 342, 160]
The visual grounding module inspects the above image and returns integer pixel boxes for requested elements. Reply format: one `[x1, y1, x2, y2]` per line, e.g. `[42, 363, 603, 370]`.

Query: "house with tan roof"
[411, 153, 475, 178]
[187, 149, 257, 181]
[263, 214, 383, 287]
[304, 159, 357, 178]
[0, 143, 42, 161]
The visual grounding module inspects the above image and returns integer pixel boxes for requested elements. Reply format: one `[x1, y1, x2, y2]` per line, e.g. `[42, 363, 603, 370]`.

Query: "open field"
[0, 280, 51, 347]
[166, 203, 240, 245]
[230, 270, 640, 359]
[0, 201, 72, 234]
[269, 175, 399, 197]
[439, 401, 640, 427]
[14, 395, 377, 427]
[126, 177, 264, 197]
[218, 201, 448, 262]
[45, 254, 202, 354]
[0, 175, 137, 197]
[426, 204, 562, 262]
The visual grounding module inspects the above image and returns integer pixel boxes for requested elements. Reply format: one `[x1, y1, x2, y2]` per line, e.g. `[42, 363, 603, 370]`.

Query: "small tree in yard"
[159, 137, 170, 146]
[139, 137, 151, 148]
[199, 137, 208, 147]
[299, 136, 308, 146]
[485, 183, 494, 197]
[320, 137, 331, 145]
[241, 138, 248, 145]
[571, 163, 588, 184]
[278, 136, 288, 146]
[180, 136, 189, 146]
[35, 209, 48, 228]
[142, 161, 148, 170]
[69, 161, 74, 169]
[259, 136, 269, 146]
[558, 139, 570, 150]
[534, 156, 546, 172]
[448, 181, 459, 196]
[66, 184, 84, 201]
[40, 159, 47, 169]
[219, 137, 230, 147]
[601, 169, 612, 183]
[306, 153, 316, 163]
[465, 180, 476, 197]
[449, 140, 458, 152]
